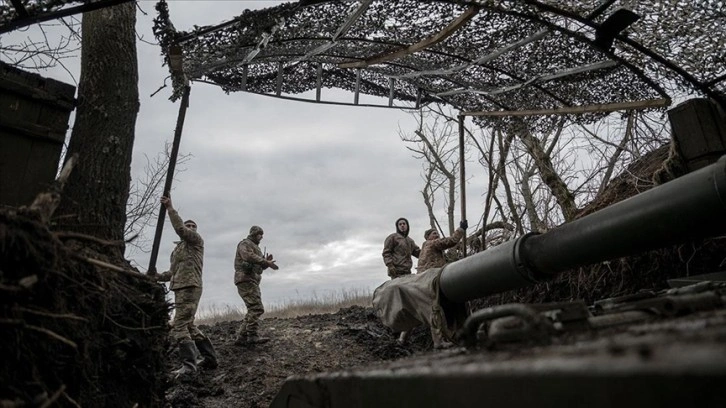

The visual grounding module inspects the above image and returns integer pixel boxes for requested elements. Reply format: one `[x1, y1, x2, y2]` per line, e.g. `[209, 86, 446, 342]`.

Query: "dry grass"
[197, 288, 372, 325]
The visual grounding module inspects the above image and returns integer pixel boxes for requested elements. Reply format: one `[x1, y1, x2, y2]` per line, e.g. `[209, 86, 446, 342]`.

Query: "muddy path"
[165, 306, 434, 407]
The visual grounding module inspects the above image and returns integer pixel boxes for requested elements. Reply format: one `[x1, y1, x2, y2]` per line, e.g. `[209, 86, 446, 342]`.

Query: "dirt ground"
[163, 297, 726, 408]
[165, 305, 433, 408]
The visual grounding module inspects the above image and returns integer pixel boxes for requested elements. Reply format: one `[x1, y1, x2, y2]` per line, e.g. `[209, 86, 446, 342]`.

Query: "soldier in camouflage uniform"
[382, 217, 421, 279]
[234, 225, 279, 346]
[156, 196, 218, 377]
[416, 220, 467, 273]
[382, 217, 420, 344]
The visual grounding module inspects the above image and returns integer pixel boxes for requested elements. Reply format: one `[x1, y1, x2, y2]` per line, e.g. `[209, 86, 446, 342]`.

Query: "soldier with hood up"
[382, 217, 421, 279]
[382, 217, 421, 345]
[156, 195, 218, 378]
[234, 225, 279, 346]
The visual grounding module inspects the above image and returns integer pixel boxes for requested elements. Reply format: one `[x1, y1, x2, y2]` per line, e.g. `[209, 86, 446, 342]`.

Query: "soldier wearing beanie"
[234, 225, 279, 345]
[416, 220, 468, 273]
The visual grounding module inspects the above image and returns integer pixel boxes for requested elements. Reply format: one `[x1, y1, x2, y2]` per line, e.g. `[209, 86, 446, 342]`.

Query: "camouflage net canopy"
[149, 0, 725, 129]
[0, 0, 133, 34]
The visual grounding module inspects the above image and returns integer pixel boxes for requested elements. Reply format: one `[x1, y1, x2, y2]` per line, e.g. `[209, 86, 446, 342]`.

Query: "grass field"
[196, 288, 372, 325]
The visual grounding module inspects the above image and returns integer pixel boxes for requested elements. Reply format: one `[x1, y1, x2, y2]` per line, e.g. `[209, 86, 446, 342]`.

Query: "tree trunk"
[519, 166, 545, 232]
[422, 165, 437, 230]
[55, 3, 139, 259]
[598, 112, 635, 196]
[415, 129, 457, 234]
[517, 125, 577, 222]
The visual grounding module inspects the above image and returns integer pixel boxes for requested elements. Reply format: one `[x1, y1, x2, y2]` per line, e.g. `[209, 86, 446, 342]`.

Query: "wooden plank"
[668, 98, 726, 172]
[463, 98, 671, 117]
[539, 60, 618, 82]
[394, 30, 549, 80]
[0, 75, 75, 110]
[292, 0, 373, 64]
[338, 6, 479, 69]
[472, 29, 549, 65]
[332, 0, 374, 41]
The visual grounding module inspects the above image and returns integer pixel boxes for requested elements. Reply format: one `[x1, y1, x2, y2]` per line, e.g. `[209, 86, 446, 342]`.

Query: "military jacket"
[416, 228, 464, 273]
[234, 237, 268, 285]
[382, 232, 421, 274]
[157, 209, 204, 290]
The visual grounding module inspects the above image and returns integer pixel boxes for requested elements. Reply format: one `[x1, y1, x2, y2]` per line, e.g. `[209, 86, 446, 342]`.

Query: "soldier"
[382, 217, 421, 344]
[234, 225, 279, 346]
[416, 220, 468, 273]
[382, 217, 421, 279]
[156, 195, 218, 378]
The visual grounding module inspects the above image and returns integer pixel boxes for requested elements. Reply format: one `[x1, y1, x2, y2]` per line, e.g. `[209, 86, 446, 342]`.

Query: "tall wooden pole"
[458, 113, 467, 257]
[147, 85, 191, 275]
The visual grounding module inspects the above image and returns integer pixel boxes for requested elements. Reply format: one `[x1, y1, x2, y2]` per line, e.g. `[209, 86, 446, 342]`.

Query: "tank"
[270, 156, 726, 408]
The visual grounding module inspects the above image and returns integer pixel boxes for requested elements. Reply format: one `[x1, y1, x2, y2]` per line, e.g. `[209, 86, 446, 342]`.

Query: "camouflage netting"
[0, 208, 169, 407]
[472, 143, 726, 309]
[146, 0, 725, 132]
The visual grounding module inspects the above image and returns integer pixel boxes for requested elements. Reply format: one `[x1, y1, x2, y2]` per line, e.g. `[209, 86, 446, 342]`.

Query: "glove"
[460, 219, 468, 230]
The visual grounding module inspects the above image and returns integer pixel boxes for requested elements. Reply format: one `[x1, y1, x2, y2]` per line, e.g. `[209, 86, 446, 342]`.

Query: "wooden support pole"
[388, 78, 394, 107]
[147, 85, 191, 276]
[459, 114, 467, 257]
[316, 63, 322, 102]
[354, 68, 361, 105]
[241, 65, 248, 91]
[276, 61, 283, 96]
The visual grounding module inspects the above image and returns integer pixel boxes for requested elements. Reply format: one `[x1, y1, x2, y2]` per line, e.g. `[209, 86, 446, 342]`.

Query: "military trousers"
[236, 281, 264, 335]
[171, 286, 206, 342]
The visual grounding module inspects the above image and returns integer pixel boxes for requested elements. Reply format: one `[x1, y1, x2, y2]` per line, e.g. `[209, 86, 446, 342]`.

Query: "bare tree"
[515, 121, 578, 222]
[0, 18, 82, 82]
[400, 106, 460, 235]
[406, 105, 671, 259]
[125, 144, 191, 256]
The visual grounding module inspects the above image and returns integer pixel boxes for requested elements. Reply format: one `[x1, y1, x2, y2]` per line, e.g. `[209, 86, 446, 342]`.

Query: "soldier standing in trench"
[156, 195, 218, 377]
[234, 225, 279, 346]
[382, 217, 421, 344]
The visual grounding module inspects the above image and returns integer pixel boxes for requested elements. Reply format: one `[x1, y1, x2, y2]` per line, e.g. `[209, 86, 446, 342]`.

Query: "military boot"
[246, 333, 270, 344]
[174, 340, 198, 379]
[194, 337, 218, 369]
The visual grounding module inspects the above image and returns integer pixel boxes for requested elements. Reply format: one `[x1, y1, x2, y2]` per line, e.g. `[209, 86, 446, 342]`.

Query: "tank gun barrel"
[440, 156, 726, 303]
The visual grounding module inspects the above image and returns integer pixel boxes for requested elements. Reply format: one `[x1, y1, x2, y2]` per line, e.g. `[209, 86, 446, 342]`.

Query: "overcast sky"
[4, 1, 487, 314]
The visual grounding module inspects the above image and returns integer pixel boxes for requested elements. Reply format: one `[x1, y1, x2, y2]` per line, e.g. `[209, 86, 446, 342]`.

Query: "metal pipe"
[146, 85, 191, 276]
[440, 156, 726, 303]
